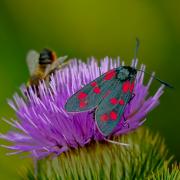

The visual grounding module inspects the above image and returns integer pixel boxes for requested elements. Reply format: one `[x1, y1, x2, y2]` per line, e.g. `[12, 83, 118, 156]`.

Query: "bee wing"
[44, 56, 68, 76]
[56, 55, 68, 64]
[26, 50, 39, 75]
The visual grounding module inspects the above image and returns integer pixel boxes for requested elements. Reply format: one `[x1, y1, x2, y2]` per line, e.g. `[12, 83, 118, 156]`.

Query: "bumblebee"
[26, 48, 68, 88]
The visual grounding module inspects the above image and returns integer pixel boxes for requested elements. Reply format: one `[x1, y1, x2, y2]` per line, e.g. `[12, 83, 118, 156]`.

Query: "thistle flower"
[0, 57, 165, 159]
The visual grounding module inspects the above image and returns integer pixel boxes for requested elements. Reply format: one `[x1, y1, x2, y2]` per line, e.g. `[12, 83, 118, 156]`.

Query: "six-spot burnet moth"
[65, 39, 173, 137]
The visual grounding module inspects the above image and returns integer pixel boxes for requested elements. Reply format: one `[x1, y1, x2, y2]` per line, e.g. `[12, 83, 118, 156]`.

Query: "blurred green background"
[0, 0, 179, 179]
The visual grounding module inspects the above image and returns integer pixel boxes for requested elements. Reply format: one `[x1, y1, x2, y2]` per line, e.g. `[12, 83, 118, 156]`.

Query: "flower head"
[0, 57, 165, 159]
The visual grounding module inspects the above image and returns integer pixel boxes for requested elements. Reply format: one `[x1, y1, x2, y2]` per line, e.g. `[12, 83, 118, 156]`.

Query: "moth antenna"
[134, 38, 140, 61]
[137, 69, 173, 89]
[104, 138, 130, 147]
[99, 67, 102, 75]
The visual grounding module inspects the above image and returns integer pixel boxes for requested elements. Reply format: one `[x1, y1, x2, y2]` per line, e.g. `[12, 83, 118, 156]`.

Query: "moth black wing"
[65, 68, 121, 112]
[96, 79, 134, 136]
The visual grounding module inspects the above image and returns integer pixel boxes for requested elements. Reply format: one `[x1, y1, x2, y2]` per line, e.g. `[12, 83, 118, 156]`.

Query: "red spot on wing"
[79, 101, 87, 108]
[100, 114, 109, 121]
[122, 81, 131, 93]
[130, 81, 135, 93]
[78, 92, 87, 99]
[93, 87, 101, 94]
[91, 81, 97, 87]
[104, 70, 116, 80]
[110, 111, 118, 120]
[110, 98, 118, 105]
[119, 99, 125, 105]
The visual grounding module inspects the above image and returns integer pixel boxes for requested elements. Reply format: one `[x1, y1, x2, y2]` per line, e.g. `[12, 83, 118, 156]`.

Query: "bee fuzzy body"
[26, 48, 68, 88]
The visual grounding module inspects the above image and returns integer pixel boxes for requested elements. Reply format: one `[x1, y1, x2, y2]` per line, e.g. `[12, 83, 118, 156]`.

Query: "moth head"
[117, 66, 137, 81]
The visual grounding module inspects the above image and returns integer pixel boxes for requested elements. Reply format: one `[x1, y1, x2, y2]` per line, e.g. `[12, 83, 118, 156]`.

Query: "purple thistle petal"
[0, 58, 165, 159]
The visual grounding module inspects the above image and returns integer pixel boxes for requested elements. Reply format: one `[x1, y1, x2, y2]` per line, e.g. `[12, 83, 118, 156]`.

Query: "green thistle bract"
[22, 128, 180, 180]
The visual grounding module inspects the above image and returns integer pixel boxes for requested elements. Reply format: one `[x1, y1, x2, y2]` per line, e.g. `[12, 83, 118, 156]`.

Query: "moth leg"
[88, 110, 95, 115]
[125, 93, 136, 115]
[104, 138, 129, 147]
[99, 67, 102, 75]
[88, 110, 96, 119]
[81, 84, 85, 87]
[121, 114, 130, 128]
[128, 93, 135, 104]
